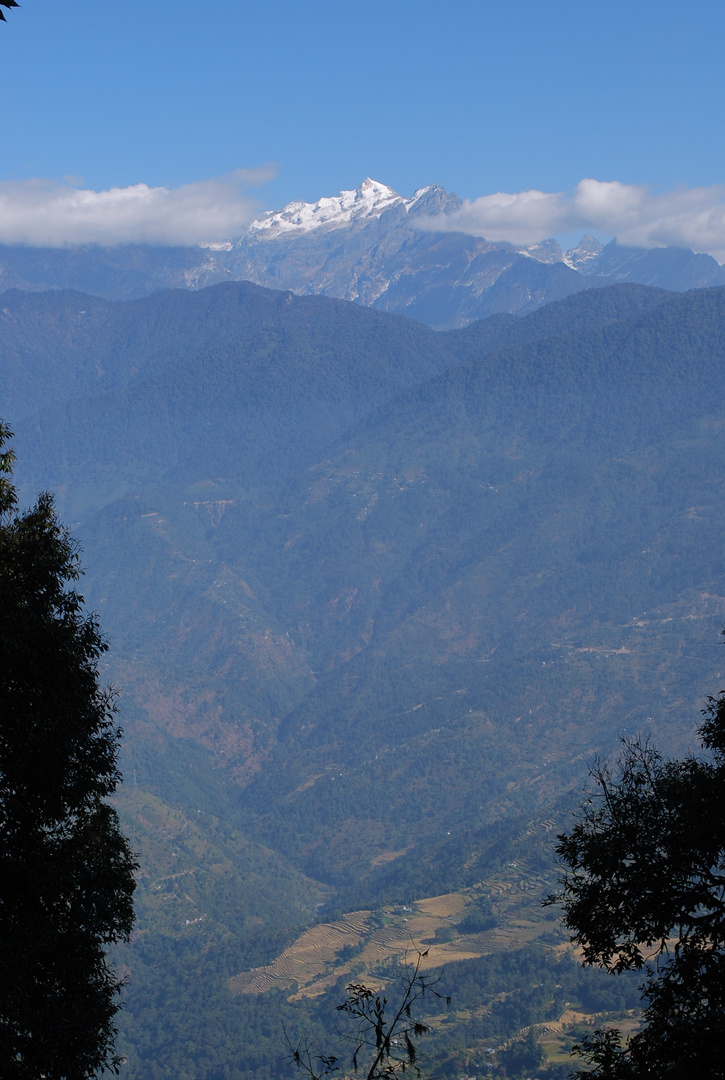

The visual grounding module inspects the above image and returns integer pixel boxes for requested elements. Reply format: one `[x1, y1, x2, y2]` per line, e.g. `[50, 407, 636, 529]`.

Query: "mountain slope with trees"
[3, 280, 725, 1076]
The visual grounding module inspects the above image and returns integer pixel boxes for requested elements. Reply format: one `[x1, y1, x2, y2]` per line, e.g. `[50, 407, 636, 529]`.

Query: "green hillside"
[3, 280, 725, 1077]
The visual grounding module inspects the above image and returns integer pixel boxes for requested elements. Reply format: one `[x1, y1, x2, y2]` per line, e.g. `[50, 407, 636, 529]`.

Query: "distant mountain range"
[2, 178, 725, 328]
[5, 278, 725, 1076]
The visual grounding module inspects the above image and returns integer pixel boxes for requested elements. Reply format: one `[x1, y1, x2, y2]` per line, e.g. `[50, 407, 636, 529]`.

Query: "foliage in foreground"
[287, 948, 449, 1080]
[0, 1, 19, 24]
[0, 422, 137, 1079]
[551, 690, 725, 1078]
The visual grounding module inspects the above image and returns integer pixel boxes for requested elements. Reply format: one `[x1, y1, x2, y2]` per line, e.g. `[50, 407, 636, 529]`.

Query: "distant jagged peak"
[517, 233, 606, 270]
[407, 183, 463, 217]
[245, 178, 405, 239]
[564, 234, 604, 271]
[242, 178, 460, 241]
[518, 238, 564, 265]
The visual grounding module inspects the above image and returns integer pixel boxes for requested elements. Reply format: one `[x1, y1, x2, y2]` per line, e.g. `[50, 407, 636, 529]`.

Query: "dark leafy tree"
[286, 947, 449, 1080]
[548, 692, 725, 1078]
[0, 1, 19, 22]
[0, 423, 137, 1079]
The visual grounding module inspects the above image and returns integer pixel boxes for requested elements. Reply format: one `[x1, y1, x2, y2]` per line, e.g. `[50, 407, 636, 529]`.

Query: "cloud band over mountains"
[431, 179, 725, 262]
[1, 172, 725, 262]
[0, 168, 275, 247]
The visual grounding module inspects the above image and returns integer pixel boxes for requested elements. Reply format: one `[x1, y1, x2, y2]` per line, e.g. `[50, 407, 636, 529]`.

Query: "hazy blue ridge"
[4, 279, 725, 1078]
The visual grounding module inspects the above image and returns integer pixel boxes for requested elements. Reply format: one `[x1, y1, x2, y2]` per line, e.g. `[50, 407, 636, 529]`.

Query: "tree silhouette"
[0, 1, 20, 23]
[548, 691, 725, 1078]
[286, 946, 449, 1080]
[0, 422, 137, 1079]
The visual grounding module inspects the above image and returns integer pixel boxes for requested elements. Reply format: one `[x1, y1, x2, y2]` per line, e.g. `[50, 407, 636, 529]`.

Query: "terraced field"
[227, 860, 642, 1076]
[229, 911, 372, 995]
[229, 864, 559, 998]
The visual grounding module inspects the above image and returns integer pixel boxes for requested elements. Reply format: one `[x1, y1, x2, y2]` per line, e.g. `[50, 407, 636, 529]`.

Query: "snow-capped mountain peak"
[563, 234, 604, 271]
[518, 238, 564, 265]
[246, 178, 406, 239]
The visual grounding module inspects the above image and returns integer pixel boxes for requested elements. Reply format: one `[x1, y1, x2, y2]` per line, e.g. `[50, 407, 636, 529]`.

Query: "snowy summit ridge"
[4, 176, 720, 333]
[246, 177, 432, 239]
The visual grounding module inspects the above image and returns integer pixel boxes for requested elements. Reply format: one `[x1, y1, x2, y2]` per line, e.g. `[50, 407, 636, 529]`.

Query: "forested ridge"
[3, 280, 725, 1076]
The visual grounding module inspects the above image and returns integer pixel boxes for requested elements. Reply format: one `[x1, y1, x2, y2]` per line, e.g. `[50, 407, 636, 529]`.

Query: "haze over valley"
[3, 2, 725, 1076]
[4, 272, 725, 1076]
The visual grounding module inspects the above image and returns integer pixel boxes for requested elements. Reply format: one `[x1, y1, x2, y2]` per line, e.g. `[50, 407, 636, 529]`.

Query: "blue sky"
[2, 0, 725, 254]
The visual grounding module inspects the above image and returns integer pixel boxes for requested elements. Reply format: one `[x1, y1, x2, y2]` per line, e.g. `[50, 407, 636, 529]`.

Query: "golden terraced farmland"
[230, 867, 557, 999]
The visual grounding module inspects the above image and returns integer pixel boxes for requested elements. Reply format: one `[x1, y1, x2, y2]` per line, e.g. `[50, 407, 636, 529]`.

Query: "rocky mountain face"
[222, 181, 594, 328]
[2, 179, 725, 328]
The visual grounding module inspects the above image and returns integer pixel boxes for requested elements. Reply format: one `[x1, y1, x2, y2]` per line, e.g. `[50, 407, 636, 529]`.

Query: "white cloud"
[422, 179, 725, 263]
[0, 167, 276, 246]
